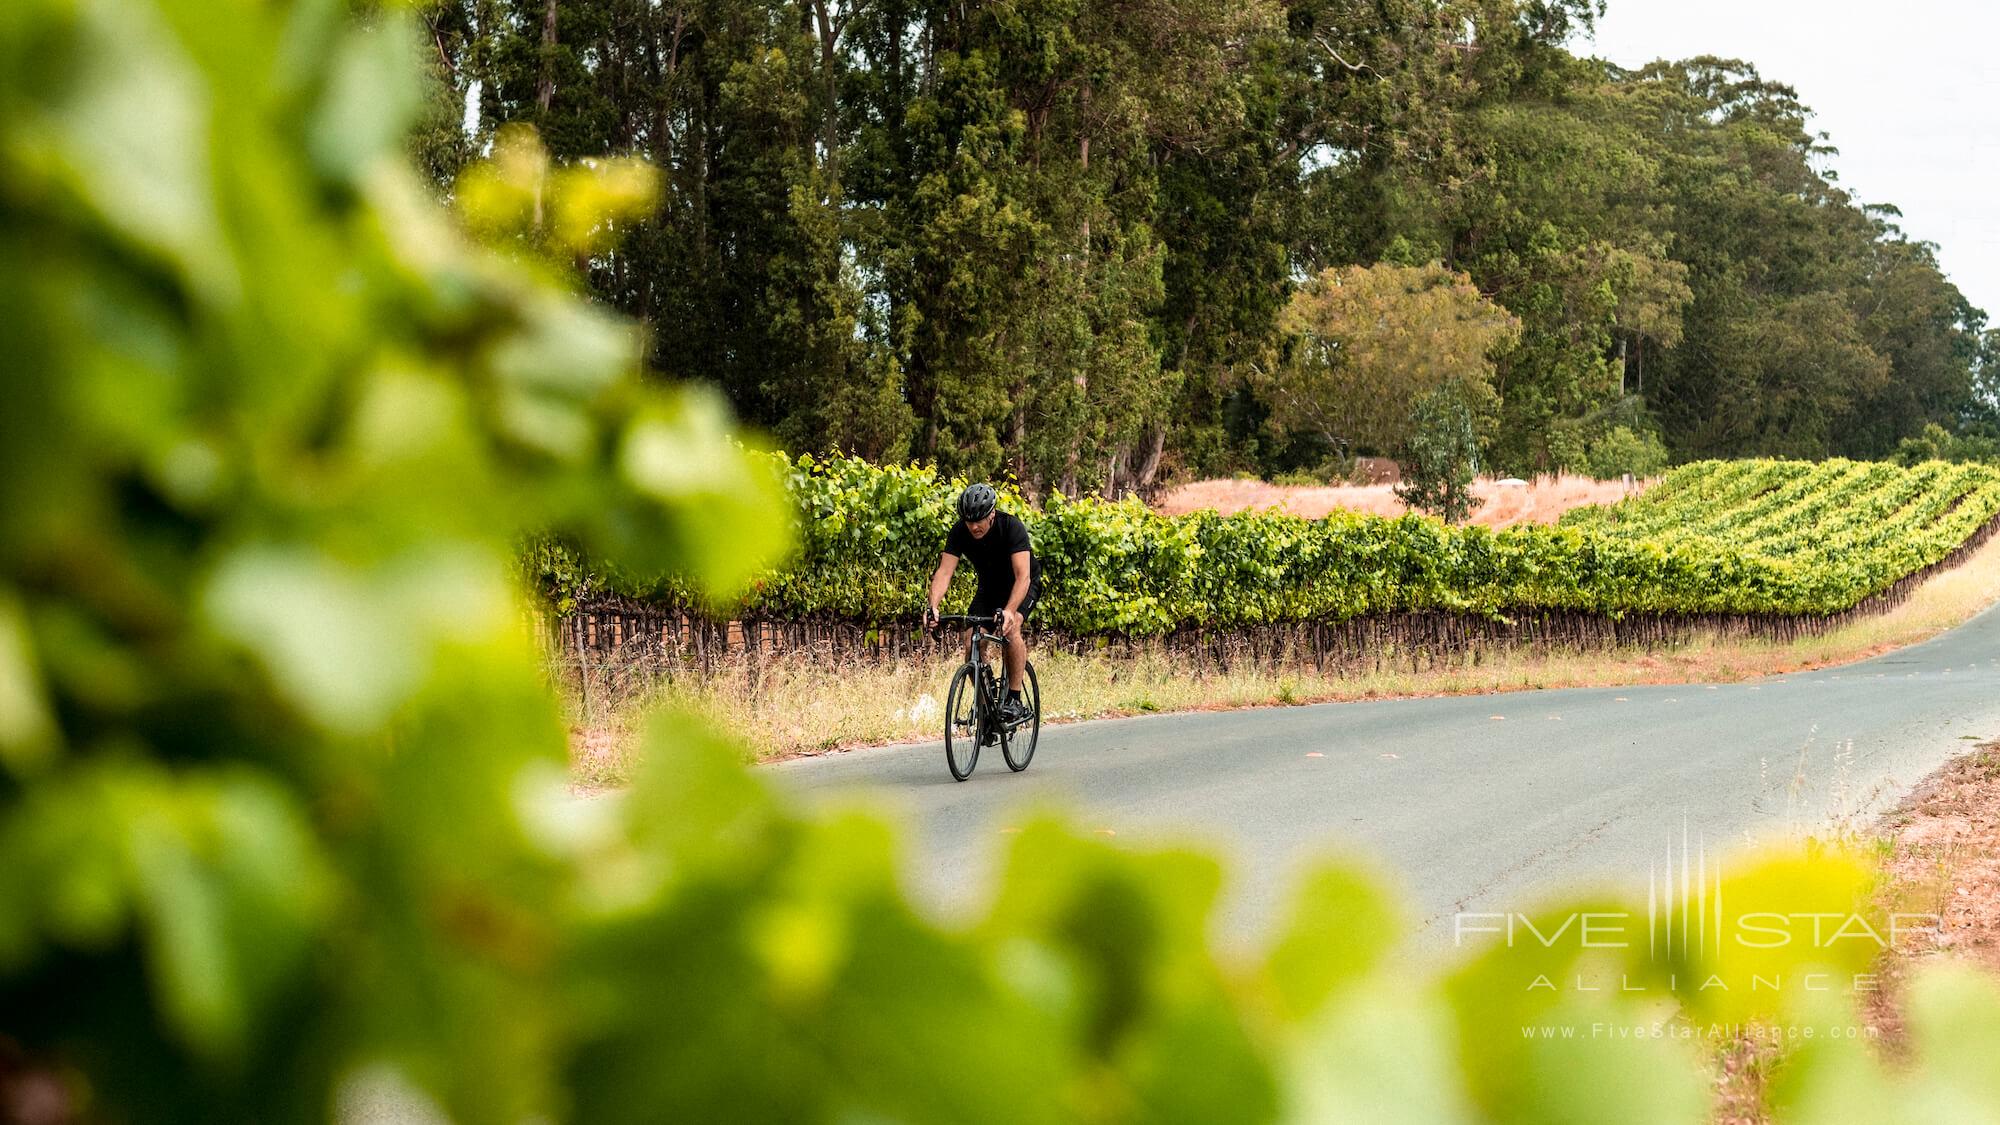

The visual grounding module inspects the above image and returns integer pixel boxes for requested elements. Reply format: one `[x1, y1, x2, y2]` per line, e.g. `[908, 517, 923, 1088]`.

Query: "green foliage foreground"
[8, 2, 2000, 1122]
[549, 453, 2000, 632]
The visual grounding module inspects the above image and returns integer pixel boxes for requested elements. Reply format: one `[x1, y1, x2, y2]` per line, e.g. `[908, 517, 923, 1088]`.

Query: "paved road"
[771, 603, 2000, 954]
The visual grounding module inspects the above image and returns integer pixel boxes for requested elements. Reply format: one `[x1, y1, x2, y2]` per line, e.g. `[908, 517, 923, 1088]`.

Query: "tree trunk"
[1061, 85, 1091, 497]
[812, 0, 841, 180]
[1012, 399, 1027, 486]
[646, 9, 685, 169]
[536, 0, 558, 117]
[1136, 428, 1167, 489]
[1080, 83, 1096, 249]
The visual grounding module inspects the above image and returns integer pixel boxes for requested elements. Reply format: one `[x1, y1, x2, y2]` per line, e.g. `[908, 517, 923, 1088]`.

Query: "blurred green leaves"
[1773, 966, 2000, 1123]
[204, 543, 512, 734]
[0, 763, 331, 1059]
[1, 0, 783, 1115]
[456, 123, 661, 264]
[0, 594, 55, 772]
[1671, 845, 1883, 1026]
[1263, 863, 1400, 1021]
[25, 0, 236, 298]
[309, 15, 423, 183]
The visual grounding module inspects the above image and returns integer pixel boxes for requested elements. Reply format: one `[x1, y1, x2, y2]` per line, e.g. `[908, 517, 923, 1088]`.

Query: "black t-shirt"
[944, 511, 1042, 604]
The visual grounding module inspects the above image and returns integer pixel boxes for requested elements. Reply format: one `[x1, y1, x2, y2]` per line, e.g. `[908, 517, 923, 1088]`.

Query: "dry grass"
[561, 528, 2000, 779]
[1709, 1032, 1788, 1125]
[1155, 473, 1649, 528]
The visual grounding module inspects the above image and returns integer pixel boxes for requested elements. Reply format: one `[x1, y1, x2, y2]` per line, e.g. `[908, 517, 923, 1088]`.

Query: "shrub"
[1394, 383, 1487, 523]
[1587, 425, 1671, 480]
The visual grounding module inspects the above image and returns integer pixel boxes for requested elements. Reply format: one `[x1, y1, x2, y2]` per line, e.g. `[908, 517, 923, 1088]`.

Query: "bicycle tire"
[943, 663, 981, 781]
[1003, 661, 1040, 771]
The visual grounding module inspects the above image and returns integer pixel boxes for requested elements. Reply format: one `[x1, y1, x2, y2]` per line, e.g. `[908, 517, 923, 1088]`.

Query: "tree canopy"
[415, 0, 1994, 486]
[1264, 262, 1519, 458]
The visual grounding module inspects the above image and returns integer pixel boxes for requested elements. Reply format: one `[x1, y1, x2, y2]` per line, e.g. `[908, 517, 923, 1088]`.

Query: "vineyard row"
[533, 455, 2000, 646]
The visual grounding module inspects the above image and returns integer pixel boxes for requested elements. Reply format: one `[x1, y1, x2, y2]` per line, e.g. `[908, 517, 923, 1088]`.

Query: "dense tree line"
[413, 0, 2000, 492]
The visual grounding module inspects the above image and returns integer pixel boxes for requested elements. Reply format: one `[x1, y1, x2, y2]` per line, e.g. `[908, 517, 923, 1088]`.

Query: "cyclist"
[925, 483, 1041, 725]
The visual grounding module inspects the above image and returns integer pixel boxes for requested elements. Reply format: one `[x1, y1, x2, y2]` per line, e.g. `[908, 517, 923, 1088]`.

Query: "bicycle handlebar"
[928, 612, 1009, 639]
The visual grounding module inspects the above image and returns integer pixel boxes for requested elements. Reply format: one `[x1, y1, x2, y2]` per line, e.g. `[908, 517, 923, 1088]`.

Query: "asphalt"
[769, 602, 2000, 955]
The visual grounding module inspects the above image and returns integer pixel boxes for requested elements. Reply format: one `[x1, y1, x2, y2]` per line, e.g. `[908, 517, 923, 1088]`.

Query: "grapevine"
[536, 455, 2000, 633]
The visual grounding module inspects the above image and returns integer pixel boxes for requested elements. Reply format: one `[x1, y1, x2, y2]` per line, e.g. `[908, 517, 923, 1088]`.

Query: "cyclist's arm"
[926, 552, 958, 618]
[1003, 551, 1031, 615]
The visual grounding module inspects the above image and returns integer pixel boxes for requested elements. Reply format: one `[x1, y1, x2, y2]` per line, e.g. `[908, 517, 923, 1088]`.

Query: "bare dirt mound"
[1155, 473, 1648, 528]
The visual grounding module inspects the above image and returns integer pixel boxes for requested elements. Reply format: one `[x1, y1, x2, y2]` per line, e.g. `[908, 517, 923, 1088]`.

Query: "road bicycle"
[931, 613, 1041, 781]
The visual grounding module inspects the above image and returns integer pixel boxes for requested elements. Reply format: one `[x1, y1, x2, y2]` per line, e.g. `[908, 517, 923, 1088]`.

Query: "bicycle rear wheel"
[1002, 661, 1040, 772]
[943, 664, 981, 781]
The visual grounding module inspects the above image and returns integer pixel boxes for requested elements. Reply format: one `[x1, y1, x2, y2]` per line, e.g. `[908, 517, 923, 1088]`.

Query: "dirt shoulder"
[1869, 739, 2000, 1045]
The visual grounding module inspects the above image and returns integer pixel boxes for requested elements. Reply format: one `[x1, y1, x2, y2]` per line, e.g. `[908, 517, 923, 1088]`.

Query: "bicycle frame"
[936, 614, 1010, 700]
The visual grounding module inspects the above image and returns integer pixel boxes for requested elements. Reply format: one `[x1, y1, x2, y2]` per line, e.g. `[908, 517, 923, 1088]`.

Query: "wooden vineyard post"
[576, 613, 595, 727]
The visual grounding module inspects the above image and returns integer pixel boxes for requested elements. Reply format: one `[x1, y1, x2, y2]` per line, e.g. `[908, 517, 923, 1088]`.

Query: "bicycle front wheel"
[1003, 661, 1040, 772]
[944, 664, 981, 781]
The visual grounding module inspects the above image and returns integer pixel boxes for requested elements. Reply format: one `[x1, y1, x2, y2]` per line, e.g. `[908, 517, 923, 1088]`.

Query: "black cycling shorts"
[968, 585, 1038, 622]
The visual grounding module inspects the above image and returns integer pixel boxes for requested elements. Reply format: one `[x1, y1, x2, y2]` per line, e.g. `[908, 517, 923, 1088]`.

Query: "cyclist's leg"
[1002, 590, 1035, 693]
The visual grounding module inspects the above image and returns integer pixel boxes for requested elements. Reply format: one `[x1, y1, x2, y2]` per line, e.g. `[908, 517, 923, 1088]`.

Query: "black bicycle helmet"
[958, 482, 997, 522]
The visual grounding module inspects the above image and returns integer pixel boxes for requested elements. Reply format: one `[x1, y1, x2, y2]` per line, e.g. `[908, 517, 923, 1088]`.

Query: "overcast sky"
[1580, 0, 2000, 322]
